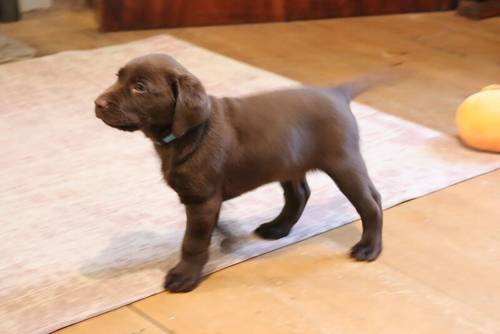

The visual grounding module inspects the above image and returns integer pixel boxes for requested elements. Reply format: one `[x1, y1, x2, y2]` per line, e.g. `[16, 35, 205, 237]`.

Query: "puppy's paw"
[164, 262, 202, 293]
[350, 239, 382, 262]
[255, 222, 291, 240]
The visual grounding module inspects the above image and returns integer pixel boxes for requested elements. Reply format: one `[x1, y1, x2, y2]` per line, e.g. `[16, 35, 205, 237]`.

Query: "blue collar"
[154, 131, 176, 146]
[155, 122, 206, 146]
[162, 133, 177, 144]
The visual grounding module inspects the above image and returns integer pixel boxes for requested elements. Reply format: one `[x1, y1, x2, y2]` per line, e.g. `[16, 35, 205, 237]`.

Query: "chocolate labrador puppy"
[95, 53, 387, 292]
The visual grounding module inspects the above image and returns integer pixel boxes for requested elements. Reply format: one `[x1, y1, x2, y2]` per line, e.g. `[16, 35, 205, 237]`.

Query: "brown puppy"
[95, 54, 385, 292]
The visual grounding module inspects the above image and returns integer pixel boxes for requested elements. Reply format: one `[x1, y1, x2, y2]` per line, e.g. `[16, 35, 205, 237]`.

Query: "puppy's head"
[94, 53, 210, 137]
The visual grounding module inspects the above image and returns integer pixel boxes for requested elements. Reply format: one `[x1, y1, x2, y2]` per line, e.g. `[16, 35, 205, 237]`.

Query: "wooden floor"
[1, 8, 499, 334]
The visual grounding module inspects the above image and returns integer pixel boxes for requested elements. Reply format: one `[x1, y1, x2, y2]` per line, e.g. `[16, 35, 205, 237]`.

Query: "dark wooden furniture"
[458, 0, 500, 19]
[97, 0, 458, 31]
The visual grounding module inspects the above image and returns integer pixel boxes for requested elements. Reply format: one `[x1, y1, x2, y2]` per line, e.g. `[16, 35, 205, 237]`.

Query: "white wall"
[20, 0, 52, 12]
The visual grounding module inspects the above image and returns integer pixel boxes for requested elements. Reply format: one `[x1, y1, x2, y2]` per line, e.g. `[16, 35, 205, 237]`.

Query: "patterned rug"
[0, 35, 498, 334]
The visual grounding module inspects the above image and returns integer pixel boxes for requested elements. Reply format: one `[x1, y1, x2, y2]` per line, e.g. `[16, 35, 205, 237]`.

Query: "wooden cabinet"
[97, 0, 458, 31]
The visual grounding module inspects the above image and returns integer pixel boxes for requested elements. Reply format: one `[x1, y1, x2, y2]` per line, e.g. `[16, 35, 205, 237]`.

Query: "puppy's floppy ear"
[171, 72, 210, 138]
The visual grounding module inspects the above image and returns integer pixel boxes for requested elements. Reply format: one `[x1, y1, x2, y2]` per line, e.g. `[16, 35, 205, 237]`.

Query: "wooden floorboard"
[130, 171, 500, 334]
[56, 307, 168, 334]
[2, 8, 499, 334]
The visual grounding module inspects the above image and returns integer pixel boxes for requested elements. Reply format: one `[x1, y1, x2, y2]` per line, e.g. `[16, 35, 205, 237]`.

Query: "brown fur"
[95, 54, 386, 292]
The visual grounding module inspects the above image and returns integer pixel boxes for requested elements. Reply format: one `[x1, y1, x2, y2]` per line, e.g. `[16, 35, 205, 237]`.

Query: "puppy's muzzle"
[94, 97, 108, 119]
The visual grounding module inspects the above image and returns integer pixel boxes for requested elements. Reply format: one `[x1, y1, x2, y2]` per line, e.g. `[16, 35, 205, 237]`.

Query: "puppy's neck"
[146, 122, 208, 164]
[138, 120, 172, 142]
[142, 122, 204, 144]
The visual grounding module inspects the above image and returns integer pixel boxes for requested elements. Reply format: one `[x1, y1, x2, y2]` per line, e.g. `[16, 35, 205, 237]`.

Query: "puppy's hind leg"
[255, 177, 310, 240]
[323, 151, 383, 261]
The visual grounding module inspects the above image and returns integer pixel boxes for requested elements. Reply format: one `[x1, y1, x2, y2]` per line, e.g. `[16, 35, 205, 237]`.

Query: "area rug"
[0, 35, 498, 334]
[0, 34, 35, 64]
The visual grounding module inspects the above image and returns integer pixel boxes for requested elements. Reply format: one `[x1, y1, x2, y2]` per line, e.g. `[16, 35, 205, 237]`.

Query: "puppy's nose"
[94, 98, 108, 110]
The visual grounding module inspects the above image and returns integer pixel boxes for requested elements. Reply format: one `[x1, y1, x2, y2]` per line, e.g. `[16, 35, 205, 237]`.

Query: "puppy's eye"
[132, 82, 147, 94]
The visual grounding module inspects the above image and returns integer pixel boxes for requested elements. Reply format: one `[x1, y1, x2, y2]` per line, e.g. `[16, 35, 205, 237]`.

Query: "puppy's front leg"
[165, 194, 222, 292]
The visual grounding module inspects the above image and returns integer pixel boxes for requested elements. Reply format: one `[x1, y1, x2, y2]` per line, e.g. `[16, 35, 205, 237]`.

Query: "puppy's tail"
[331, 63, 406, 102]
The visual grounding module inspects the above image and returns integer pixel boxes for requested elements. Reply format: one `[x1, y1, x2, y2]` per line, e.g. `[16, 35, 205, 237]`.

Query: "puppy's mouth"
[96, 109, 140, 132]
[101, 119, 140, 132]
[111, 123, 140, 132]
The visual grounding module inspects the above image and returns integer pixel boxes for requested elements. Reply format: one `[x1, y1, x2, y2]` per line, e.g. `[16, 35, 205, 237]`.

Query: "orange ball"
[456, 85, 500, 153]
[481, 84, 500, 92]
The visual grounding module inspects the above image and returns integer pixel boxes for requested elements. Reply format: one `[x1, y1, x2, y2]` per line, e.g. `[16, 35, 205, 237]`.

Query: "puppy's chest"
[162, 164, 214, 204]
